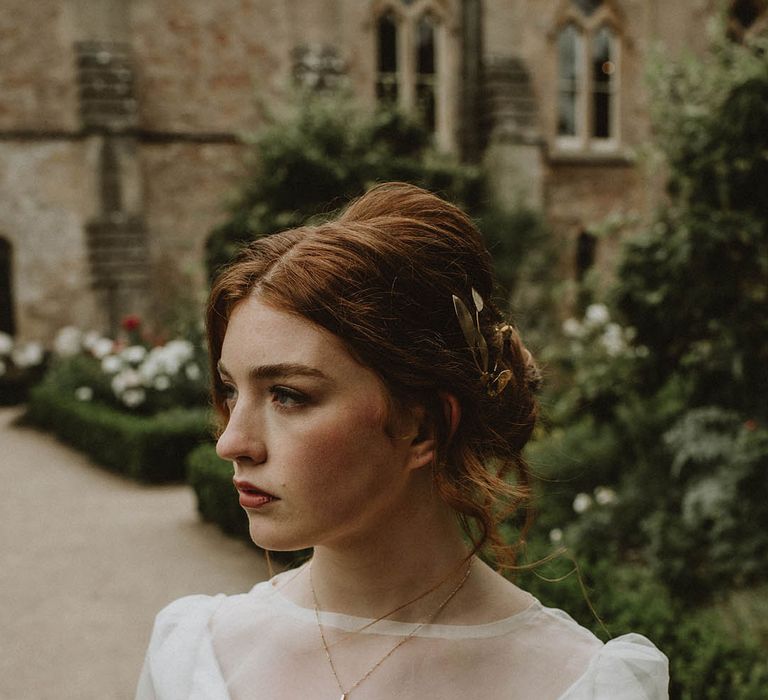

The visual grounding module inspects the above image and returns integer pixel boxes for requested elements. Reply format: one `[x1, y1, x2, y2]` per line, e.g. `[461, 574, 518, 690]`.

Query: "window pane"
[573, 0, 604, 16]
[576, 231, 597, 281]
[0, 238, 15, 335]
[377, 13, 398, 103]
[416, 14, 436, 74]
[592, 26, 614, 138]
[557, 24, 581, 136]
[378, 13, 397, 73]
[416, 14, 437, 130]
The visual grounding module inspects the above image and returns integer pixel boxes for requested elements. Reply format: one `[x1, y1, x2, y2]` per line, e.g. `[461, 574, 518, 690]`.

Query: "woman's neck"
[275, 470, 534, 626]
[309, 535, 471, 622]
[283, 476, 473, 621]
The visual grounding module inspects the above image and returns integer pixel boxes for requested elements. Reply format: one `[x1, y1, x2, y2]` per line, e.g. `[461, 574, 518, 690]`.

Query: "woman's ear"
[405, 405, 436, 471]
[406, 393, 461, 471]
[439, 391, 461, 440]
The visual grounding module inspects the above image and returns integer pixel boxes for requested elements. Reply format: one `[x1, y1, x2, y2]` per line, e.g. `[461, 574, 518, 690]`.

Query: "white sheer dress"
[136, 572, 669, 700]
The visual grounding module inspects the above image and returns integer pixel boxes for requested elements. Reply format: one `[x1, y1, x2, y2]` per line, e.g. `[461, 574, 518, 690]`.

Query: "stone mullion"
[399, 18, 416, 113]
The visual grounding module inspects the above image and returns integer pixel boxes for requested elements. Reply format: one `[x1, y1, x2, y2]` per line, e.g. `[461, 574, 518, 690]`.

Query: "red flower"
[744, 419, 758, 432]
[121, 314, 141, 332]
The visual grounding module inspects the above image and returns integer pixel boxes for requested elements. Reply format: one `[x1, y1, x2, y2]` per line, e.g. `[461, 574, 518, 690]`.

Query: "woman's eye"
[271, 386, 307, 409]
[221, 383, 237, 404]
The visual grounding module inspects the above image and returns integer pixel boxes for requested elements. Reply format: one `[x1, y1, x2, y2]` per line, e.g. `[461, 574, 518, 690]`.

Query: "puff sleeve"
[135, 594, 230, 700]
[557, 633, 669, 699]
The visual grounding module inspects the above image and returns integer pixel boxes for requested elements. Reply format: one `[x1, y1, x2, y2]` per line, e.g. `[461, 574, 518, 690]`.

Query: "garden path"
[0, 407, 270, 700]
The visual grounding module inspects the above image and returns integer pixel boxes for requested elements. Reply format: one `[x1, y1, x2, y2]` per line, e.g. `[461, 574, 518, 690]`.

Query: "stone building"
[0, 0, 765, 341]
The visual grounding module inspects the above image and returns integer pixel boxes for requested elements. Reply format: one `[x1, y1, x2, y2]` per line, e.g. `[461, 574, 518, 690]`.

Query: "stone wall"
[0, 140, 101, 340]
[138, 141, 246, 327]
[0, 0, 78, 132]
[0, 0, 737, 341]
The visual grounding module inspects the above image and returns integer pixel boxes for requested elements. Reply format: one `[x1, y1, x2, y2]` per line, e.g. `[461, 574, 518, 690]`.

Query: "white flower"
[153, 375, 171, 391]
[549, 528, 563, 544]
[185, 363, 201, 381]
[142, 345, 180, 376]
[163, 339, 194, 363]
[573, 492, 593, 514]
[12, 342, 44, 367]
[101, 355, 122, 374]
[81, 331, 101, 351]
[594, 486, 617, 506]
[584, 303, 610, 327]
[121, 345, 147, 365]
[0, 332, 13, 355]
[600, 323, 625, 357]
[562, 318, 583, 338]
[121, 388, 146, 408]
[75, 386, 94, 401]
[53, 326, 82, 357]
[111, 368, 141, 395]
[91, 338, 114, 359]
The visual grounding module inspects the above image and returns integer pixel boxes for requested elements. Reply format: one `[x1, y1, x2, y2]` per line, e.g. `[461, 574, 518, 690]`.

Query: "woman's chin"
[248, 523, 311, 554]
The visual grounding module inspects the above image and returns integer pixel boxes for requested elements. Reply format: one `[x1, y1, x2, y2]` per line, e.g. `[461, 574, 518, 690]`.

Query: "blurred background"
[1, 1, 767, 698]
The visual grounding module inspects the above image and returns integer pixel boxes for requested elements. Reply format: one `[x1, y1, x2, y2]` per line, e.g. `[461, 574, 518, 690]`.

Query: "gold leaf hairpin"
[452, 289, 513, 398]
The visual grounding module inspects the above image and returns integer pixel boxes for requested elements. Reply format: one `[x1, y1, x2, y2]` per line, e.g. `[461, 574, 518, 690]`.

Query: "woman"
[137, 183, 668, 699]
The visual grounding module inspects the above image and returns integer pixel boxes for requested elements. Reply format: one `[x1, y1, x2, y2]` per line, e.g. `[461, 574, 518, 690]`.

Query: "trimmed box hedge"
[24, 383, 212, 483]
[186, 443, 250, 538]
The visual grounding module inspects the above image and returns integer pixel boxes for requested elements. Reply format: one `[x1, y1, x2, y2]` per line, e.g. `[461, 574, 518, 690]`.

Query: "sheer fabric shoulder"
[135, 584, 669, 700]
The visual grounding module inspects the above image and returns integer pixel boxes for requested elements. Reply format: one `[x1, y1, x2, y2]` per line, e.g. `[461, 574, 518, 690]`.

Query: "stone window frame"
[551, 1, 623, 155]
[370, 0, 459, 151]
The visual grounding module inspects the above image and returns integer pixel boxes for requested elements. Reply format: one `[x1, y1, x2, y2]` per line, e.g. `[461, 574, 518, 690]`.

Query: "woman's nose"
[215, 408, 267, 465]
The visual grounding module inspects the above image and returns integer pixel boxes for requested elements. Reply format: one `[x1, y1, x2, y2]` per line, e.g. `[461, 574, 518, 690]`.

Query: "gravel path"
[0, 407, 270, 700]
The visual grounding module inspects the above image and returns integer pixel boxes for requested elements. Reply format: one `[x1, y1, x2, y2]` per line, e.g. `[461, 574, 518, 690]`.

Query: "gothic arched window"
[554, 2, 621, 151]
[372, 2, 454, 149]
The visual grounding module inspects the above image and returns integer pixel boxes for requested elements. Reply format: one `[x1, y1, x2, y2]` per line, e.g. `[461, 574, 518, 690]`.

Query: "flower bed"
[22, 320, 213, 482]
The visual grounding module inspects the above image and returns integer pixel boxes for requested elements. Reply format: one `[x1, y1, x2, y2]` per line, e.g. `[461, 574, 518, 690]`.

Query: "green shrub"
[186, 443, 249, 538]
[206, 96, 483, 276]
[24, 382, 211, 482]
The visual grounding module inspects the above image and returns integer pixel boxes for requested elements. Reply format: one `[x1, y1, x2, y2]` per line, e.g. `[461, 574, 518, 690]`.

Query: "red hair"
[207, 183, 540, 568]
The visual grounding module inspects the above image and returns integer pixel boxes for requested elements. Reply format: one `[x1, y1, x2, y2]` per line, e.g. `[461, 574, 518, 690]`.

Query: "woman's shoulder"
[510, 601, 668, 699]
[149, 581, 273, 635]
[554, 628, 669, 700]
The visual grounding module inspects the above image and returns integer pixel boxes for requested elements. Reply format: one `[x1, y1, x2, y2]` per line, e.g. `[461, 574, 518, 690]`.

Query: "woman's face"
[215, 296, 422, 552]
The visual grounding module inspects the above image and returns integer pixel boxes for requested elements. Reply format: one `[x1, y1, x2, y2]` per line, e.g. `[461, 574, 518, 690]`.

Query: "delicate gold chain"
[310, 560, 473, 699]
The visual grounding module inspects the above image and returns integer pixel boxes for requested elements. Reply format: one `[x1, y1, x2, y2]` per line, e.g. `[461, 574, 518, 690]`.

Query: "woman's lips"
[233, 479, 278, 509]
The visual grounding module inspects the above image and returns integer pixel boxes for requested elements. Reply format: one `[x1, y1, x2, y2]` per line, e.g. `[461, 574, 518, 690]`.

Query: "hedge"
[186, 443, 250, 538]
[24, 383, 212, 482]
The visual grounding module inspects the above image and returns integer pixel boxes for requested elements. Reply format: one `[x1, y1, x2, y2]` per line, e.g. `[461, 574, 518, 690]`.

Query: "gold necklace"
[310, 560, 473, 700]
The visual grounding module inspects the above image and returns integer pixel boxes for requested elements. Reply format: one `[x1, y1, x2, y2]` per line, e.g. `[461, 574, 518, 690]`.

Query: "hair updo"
[207, 182, 540, 568]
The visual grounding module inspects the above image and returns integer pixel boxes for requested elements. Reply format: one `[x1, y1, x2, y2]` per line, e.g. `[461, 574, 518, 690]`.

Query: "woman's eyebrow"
[217, 360, 331, 382]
